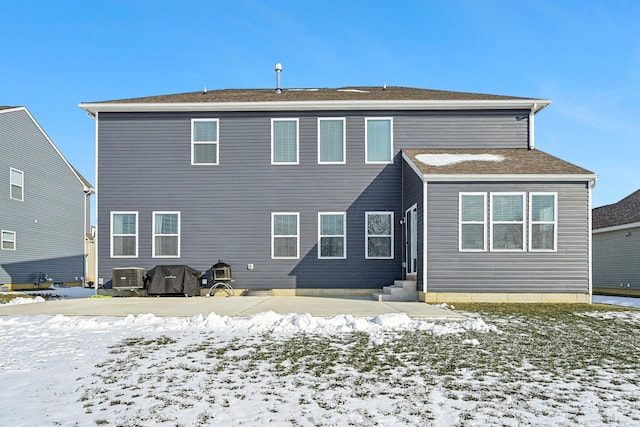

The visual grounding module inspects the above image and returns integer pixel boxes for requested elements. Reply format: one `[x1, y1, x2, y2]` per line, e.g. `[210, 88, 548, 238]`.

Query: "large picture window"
[459, 193, 487, 251]
[272, 213, 299, 258]
[111, 212, 138, 258]
[318, 212, 346, 259]
[272, 119, 299, 164]
[530, 193, 557, 251]
[10, 168, 23, 201]
[366, 212, 394, 259]
[1, 230, 16, 251]
[318, 118, 345, 164]
[192, 119, 219, 165]
[490, 193, 525, 251]
[365, 118, 393, 164]
[153, 212, 180, 258]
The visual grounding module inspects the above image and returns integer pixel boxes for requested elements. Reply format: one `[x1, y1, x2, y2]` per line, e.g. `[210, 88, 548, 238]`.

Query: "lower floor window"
[1, 230, 16, 250]
[319, 213, 346, 259]
[366, 212, 394, 259]
[153, 212, 180, 257]
[272, 213, 299, 259]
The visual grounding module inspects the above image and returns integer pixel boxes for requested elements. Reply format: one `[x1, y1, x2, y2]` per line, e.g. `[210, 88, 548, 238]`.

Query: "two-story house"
[79, 84, 596, 303]
[1, 106, 94, 290]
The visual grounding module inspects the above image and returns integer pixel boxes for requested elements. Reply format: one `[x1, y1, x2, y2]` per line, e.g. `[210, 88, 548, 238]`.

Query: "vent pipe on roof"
[275, 63, 282, 94]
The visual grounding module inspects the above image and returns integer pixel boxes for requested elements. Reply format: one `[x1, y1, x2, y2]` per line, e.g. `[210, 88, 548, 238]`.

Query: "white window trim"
[365, 211, 394, 259]
[152, 211, 181, 258]
[1, 230, 16, 251]
[271, 118, 299, 165]
[10, 167, 24, 201]
[529, 192, 558, 252]
[490, 192, 526, 252]
[318, 212, 347, 259]
[110, 211, 138, 258]
[365, 117, 393, 164]
[317, 117, 346, 164]
[191, 118, 219, 166]
[459, 192, 487, 252]
[271, 212, 300, 259]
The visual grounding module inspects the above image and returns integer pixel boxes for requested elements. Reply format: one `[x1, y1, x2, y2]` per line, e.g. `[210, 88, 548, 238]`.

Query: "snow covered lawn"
[0, 300, 639, 426]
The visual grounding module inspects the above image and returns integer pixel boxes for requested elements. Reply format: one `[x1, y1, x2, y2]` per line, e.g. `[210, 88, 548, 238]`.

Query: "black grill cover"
[145, 265, 202, 296]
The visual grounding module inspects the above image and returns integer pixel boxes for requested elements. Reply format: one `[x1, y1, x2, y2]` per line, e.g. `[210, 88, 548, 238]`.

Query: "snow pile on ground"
[0, 295, 45, 305]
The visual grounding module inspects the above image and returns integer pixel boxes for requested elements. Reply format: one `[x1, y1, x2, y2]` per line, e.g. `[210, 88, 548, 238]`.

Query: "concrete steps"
[372, 280, 418, 302]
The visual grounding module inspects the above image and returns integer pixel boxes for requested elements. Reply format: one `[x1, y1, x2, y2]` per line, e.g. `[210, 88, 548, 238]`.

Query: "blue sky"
[2, 0, 638, 210]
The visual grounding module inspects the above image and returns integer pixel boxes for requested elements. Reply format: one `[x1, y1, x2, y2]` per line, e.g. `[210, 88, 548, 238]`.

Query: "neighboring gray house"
[79, 85, 596, 303]
[0, 106, 94, 290]
[592, 189, 640, 296]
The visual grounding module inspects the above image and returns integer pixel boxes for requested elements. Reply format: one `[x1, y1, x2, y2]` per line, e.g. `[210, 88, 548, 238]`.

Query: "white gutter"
[419, 174, 598, 182]
[592, 221, 640, 234]
[79, 99, 551, 116]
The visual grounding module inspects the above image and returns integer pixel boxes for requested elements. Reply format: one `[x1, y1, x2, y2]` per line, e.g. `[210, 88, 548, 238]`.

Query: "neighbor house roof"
[592, 189, 640, 230]
[402, 148, 596, 182]
[79, 86, 550, 115]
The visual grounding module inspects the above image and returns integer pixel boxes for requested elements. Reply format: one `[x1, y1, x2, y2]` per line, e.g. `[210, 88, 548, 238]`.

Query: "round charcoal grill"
[206, 260, 234, 297]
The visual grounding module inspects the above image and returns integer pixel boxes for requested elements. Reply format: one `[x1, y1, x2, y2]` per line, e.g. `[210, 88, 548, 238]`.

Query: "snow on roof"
[416, 153, 505, 167]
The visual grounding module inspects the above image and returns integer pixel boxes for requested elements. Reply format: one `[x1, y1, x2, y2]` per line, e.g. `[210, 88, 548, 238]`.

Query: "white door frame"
[405, 204, 418, 275]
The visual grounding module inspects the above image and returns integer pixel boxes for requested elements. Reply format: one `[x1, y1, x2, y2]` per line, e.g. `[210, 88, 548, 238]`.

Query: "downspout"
[529, 103, 537, 150]
[588, 178, 597, 302]
[422, 177, 428, 298]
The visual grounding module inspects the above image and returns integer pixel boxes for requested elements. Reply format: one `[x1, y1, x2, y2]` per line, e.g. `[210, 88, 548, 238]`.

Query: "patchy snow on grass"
[416, 153, 505, 166]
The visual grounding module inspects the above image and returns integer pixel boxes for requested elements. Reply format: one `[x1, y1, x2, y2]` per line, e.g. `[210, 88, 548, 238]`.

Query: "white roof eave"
[420, 174, 598, 182]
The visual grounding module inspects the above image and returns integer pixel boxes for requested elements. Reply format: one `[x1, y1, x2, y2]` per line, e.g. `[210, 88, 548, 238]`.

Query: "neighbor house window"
[318, 118, 345, 164]
[365, 118, 393, 163]
[272, 119, 299, 164]
[1, 230, 16, 251]
[530, 193, 557, 251]
[111, 212, 138, 257]
[491, 193, 525, 251]
[272, 213, 299, 258]
[366, 212, 394, 259]
[459, 193, 487, 251]
[10, 168, 23, 201]
[192, 119, 219, 165]
[318, 212, 346, 259]
[153, 212, 180, 258]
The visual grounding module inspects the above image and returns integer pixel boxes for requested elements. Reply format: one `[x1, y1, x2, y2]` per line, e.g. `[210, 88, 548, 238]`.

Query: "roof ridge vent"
[275, 63, 282, 94]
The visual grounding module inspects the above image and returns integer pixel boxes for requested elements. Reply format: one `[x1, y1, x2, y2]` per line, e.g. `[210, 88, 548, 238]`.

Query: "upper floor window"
[272, 212, 299, 258]
[459, 193, 487, 251]
[318, 118, 345, 164]
[530, 193, 557, 251]
[365, 118, 393, 164]
[111, 212, 138, 258]
[366, 212, 394, 259]
[318, 212, 346, 259]
[490, 193, 525, 251]
[153, 212, 180, 258]
[1, 230, 16, 251]
[192, 119, 219, 165]
[272, 119, 299, 164]
[10, 168, 23, 201]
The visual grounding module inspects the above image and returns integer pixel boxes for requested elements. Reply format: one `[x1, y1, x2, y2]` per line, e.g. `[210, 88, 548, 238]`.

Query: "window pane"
[493, 224, 523, 250]
[368, 237, 391, 257]
[113, 214, 136, 234]
[155, 236, 178, 256]
[493, 195, 523, 221]
[273, 121, 297, 163]
[194, 143, 217, 164]
[320, 214, 344, 235]
[10, 185, 23, 200]
[461, 195, 484, 221]
[274, 237, 297, 257]
[321, 237, 344, 257]
[367, 119, 391, 162]
[155, 213, 178, 234]
[2, 231, 15, 250]
[367, 214, 391, 235]
[113, 236, 136, 256]
[274, 215, 297, 235]
[10, 169, 22, 186]
[532, 195, 555, 222]
[532, 224, 555, 250]
[461, 224, 484, 250]
[319, 120, 344, 162]
[193, 121, 217, 142]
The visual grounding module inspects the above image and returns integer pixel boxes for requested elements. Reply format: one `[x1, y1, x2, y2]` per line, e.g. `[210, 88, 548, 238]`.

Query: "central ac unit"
[112, 267, 145, 289]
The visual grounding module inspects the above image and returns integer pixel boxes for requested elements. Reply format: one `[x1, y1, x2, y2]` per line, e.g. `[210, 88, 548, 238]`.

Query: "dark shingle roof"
[403, 148, 595, 176]
[85, 86, 539, 104]
[0, 106, 18, 111]
[593, 189, 640, 230]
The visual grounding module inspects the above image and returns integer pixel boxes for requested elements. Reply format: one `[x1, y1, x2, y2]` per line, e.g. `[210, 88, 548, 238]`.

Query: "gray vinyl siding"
[0, 109, 87, 284]
[592, 227, 640, 290]
[402, 159, 424, 286]
[425, 182, 590, 293]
